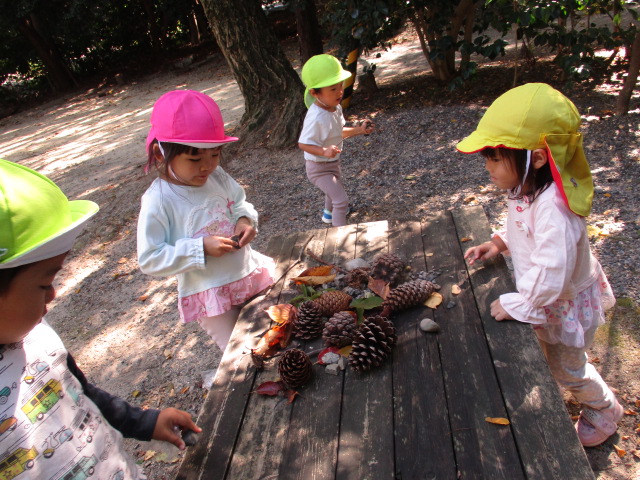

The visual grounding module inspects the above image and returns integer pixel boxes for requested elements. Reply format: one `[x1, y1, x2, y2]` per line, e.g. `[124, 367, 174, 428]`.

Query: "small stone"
[345, 258, 369, 271]
[337, 356, 348, 371]
[321, 352, 340, 365]
[446, 301, 456, 309]
[419, 318, 440, 333]
[325, 364, 340, 375]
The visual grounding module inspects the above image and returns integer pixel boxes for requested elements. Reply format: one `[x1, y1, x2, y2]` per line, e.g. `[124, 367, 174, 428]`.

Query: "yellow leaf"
[338, 345, 352, 357]
[426, 252, 434, 257]
[266, 304, 295, 324]
[587, 225, 601, 238]
[144, 450, 156, 461]
[613, 444, 626, 457]
[485, 417, 510, 425]
[132, 390, 141, 398]
[424, 292, 443, 309]
[604, 193, 611, 197]
[451, 285, 461, 295]
[290, 274, 336, 286]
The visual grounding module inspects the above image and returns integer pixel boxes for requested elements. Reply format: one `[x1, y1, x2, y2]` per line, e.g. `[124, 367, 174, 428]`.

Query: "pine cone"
[313, 290, 352, 317]
[323, 311, 358, 348]
[349, 315, 396, 372]
[293, 301, 325, 340]
[278, 348, 313, 389]
[370, 253, 407, 287]
[381, 279, 436, 317]
[344, 267, 371, 289]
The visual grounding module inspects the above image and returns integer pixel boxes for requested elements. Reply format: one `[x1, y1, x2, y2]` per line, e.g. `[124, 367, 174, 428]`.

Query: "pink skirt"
[534, 270, 616, 348]
[178, 262, 275, 323]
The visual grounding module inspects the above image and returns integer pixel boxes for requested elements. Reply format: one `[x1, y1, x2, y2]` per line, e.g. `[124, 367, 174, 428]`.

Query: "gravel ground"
[1, 28, 638, 479]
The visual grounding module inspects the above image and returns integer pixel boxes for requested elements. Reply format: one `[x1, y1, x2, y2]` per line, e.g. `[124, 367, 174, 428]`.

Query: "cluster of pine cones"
[279, 253, 435, 387]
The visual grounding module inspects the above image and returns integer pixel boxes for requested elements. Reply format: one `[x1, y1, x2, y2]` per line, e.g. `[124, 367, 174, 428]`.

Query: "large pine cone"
[313, 290, 352, 317]
[323, 311, 358, 348]
[278, 348, 313, 389]
[381, 279, 436, 317]
[370, 253, 407, 287]
[349, 315, 396, 372]
[293, 301, 325, 340]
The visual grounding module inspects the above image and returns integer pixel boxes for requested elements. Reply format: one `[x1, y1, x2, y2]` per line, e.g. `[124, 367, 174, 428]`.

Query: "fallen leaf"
[180, 386, 189, 394]
[604, 193, 611, 197]
[291, 274, 336, 286]
[485, 417, 510, 425]
[144, 450, 157, 461]
[592, 357, 600, 363]
[424, 292, 443, 309]
[266, 304, 296, 324]
[632, 449, 640, 459]
[368, 277, 390, 299]
[338, 345, 352, 357]
[255, 381, 286, 396]
[460, 237, 472, 242]
[613, 444, 626, 457]
[253, 322, 294, 356]
[451, 285, 461, 295]
[635, 399, 640, 408]
[138, 295, 149, 302]
[426, 252, 434, 257]
[132, 390, 141, 398]
[286, 389, 300, 404]
[318, 347, 341, 365]
[624, 409, 638, 416]
[296, 265, 334, 277]
[118, 257, 127, 264]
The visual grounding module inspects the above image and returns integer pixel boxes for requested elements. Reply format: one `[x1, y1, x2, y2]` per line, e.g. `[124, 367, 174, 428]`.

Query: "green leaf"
[350, 296, 383, 310]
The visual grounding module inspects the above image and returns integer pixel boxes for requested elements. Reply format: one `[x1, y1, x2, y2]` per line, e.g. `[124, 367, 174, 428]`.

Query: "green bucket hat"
[301, 54, 352, 108]
[0, 159, 99, 268]
[456, 83, 594, 217]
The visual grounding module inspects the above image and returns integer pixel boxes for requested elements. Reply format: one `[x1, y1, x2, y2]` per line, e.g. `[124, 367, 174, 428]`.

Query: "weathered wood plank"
[424, 211, 525, 479]
[451, 206, 595, 480]
[176, 232, 300, 480]
[278, 224, 358, 480]
[389, 219, 457, 480]
[224, 229, 326, 479]
[337, 221, 394, 480]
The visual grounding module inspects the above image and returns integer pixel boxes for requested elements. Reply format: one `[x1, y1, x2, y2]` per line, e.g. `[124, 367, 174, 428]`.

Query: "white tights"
[197, 305, 242, 351]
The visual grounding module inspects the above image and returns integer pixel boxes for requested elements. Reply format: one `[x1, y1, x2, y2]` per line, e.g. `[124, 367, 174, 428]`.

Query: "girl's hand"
[203, 236, 238, 257]
[152, 407, 201, 450]
[490, 299, 513, 321]
[360, 119, 374, 135]
[464, 241, 500, 265]
[322, 145, 342, 158]
[234, 218, 256, 247]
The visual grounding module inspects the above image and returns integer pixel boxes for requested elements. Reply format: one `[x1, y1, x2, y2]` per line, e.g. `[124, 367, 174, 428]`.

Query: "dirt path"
[1, 31, 638, 479]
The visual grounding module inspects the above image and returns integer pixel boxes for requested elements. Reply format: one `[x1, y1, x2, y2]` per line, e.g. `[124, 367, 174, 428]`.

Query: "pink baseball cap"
[146, 90, 238, 153]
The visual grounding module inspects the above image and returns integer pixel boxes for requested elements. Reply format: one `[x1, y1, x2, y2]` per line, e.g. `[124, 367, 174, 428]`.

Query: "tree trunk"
[15, 14, 76, 92]
[616, 32, 640, 116]
[139, 0, 164, 54]
[201, 0, 306, 148]
[294, 0, 323, 64]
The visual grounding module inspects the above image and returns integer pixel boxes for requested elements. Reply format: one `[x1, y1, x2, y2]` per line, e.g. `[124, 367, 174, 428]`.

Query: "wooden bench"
[176, 205, 595, 480]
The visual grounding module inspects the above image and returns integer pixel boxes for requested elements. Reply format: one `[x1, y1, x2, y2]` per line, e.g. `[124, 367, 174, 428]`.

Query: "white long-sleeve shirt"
[137, 167, 263, 298]
[494, 183, 602, 324]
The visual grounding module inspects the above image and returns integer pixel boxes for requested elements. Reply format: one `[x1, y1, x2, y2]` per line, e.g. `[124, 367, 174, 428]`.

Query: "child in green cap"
[0, 159, 200, 478]
[298, 53, 375, 226]
[458, 83, 621, 448]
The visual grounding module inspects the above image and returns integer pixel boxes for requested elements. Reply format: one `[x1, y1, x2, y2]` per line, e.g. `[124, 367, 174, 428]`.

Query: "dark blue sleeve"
[66, 352, 160, 441]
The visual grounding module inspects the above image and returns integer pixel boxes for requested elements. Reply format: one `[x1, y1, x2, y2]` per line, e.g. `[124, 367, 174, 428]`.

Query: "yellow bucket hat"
[301, 54, 352, 108]
[456, 83, 594, 217]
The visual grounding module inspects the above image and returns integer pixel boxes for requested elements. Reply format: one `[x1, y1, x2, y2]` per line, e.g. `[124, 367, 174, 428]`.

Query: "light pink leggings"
[197, 305, 242, 351]
[306, 160, 348, 226]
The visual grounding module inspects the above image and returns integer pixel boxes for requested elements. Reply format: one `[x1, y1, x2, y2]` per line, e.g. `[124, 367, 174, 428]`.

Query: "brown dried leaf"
[368, 277, 390, 299]
[138, 295, 149, 302]
[180, 386, 189, 394]
[424, 292, 443, 309]
[485, 417, 510, 425]
[297, 265, 335, 277]
[286, 389, 300, 404]
[290, 274, 336, 286]
[613, 444, 626, 457]
[143, 450, 156, 461]
[338, 345, 352, 357]
[255, 381, 286, 396]
[451, 284, 461, 295]
[266, 304, 296, 324]
[624, 408, 638, 416]
[460, 236, 473, 242]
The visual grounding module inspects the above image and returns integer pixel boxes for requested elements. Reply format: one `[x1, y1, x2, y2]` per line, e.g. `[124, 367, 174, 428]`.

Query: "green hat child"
[457, 83, 594, 217]
[0, 159, 99, 269]
[301, 54, 353, 109]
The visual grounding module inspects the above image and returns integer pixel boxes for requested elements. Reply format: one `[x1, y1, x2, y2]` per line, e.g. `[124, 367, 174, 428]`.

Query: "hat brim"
[0, 199, 99, 269]
[456, 131, 505, 153]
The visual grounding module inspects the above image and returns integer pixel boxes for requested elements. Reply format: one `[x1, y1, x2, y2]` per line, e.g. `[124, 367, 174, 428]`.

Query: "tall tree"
[290, 0, 324, 63]
[201, 0, 306, 148]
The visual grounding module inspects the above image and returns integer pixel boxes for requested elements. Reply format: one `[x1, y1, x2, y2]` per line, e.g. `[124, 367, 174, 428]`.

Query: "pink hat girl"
[138, 90, 275, 351]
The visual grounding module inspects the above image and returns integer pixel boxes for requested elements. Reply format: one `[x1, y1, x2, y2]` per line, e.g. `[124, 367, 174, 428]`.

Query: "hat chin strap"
[158, 142, 187, 184]
[509, 150, 531, 197]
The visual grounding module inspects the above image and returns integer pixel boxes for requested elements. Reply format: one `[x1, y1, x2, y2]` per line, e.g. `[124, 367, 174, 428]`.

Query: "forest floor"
[1, 26, 639, 480]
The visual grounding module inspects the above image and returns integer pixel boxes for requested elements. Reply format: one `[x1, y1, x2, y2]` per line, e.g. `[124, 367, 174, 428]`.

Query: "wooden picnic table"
[176, 206, 595, 480]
